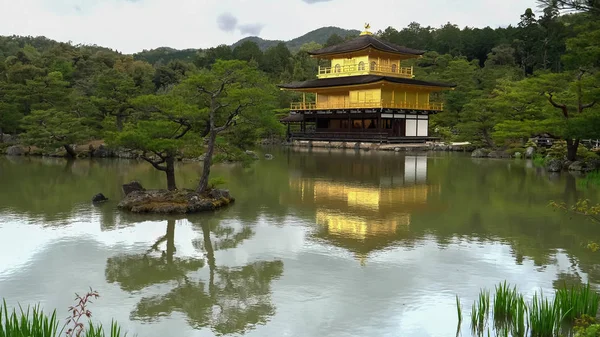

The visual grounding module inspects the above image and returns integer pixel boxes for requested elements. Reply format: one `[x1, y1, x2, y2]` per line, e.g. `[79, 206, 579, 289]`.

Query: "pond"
[0, 148, 599, 337]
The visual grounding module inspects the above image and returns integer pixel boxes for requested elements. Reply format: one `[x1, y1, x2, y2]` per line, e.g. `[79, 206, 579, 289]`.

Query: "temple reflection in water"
[285, 150, 440, 265]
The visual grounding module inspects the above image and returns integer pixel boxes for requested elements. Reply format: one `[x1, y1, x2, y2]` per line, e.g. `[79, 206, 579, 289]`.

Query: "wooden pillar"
[303, 93, 306, 109]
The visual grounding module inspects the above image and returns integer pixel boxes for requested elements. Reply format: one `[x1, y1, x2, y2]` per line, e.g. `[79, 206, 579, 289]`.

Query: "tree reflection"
[105, 219, 204, 292]
[105, 218, 284, 335]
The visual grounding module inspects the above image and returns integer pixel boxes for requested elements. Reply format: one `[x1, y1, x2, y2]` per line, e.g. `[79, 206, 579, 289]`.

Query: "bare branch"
[214, 101, 253, 133]
[140, 152, 167, 171]
[580, 101, 597, 112]
[174, 122, 192, 140]
[546, 92, 569, 118]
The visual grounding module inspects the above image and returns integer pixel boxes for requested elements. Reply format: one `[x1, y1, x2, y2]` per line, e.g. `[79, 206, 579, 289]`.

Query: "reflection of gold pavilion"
[286, 155, 439, 264]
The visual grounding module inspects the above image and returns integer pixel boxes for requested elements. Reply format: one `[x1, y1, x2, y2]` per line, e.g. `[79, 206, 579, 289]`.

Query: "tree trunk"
[0, 127, 3, 143]
[201, 222, 216, 297]
[566, 138, 579, 161]
[63, 144, 77, 158]
[165, 219, 175, 264]
[165, 155, 177, 191]
[116, 115, 124, 132]
[197, 130, 217, 194]
[482, 128, 495, 148]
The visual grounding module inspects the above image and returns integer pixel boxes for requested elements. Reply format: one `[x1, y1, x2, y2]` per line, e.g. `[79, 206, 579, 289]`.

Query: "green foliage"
[548, 140, 568, 158]
[575, 324, 600, 337]
[21, 109, 93, 150]
[208, 176, 227, 189]
[533, 154, 546, 166]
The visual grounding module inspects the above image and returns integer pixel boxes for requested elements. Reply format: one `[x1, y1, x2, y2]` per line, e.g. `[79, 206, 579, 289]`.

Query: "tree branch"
[214, 102, 252, 133]
[174, 122, 192, 139]
[140, 152, 167, 171]
[546, 92, 569, 118]
[580, 101, 596, 112]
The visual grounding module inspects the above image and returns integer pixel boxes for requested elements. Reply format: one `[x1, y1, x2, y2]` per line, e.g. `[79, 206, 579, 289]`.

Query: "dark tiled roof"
[308, 35, 425, 56]
[279, 75, 455, 90]
[280, 114, 303, 123]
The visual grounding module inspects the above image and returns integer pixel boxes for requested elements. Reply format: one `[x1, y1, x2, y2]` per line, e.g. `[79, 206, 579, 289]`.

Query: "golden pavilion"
[279, 24, 454, 143]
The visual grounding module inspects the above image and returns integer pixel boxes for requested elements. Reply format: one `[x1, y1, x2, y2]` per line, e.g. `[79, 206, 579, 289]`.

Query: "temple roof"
[280, 113, 303, 123]
[308, 34, 425, 57]
[279, 75, 455, 90]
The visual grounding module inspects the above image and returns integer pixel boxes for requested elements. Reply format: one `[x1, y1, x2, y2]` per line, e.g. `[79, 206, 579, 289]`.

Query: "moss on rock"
[117, 189, 234, 214]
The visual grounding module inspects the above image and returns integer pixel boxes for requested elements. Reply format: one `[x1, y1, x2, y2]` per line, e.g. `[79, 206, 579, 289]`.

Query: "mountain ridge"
[133, 26, 360, 64]
[231, 26, 361, 52]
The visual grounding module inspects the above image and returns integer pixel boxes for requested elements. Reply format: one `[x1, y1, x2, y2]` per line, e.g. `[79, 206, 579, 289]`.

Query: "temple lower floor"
[284, 111, 437, 143]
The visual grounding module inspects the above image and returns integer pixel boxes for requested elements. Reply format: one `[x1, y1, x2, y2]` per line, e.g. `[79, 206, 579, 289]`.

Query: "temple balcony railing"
[290, 100, 443, 111]
[317, 64, 413, 79]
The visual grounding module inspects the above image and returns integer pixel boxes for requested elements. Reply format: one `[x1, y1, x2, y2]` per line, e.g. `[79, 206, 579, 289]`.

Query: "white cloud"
[0, 0, 539, 54]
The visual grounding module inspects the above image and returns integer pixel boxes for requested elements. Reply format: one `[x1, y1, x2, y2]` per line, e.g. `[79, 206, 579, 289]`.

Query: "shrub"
[575, 324, 600, 337]
[505, 148, 525, 156]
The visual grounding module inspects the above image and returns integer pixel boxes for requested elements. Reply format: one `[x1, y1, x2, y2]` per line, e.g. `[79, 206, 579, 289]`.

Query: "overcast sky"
[0, 0, 540, 54]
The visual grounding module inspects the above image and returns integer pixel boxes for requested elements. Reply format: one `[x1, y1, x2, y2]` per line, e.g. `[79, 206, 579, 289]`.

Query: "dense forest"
[0, 0, 599, 163]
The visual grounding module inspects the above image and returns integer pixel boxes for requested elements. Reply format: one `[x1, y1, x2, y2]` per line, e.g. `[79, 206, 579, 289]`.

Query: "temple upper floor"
[317, 54, 414, 79]
[307, 25, 425, 79]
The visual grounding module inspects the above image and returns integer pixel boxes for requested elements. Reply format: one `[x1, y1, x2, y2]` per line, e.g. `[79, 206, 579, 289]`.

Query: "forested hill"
[134, 26, 359, 65]
[1, 0, 599, 158]
[231, 26, 361, 52]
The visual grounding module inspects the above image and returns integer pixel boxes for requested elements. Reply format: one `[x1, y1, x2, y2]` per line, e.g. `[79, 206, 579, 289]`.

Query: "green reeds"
[556, 283, 600, 323]
[456, 295, 463, 337]
[0, 300, 60, 337]
[457, 295, 463, 324]
[85, 320, 126, 337]
[471, 289, 490, 336]
[464, 282, 600, 336]
[529, 292, 560, 337]
[493, 281, 518, 324]
[510, 294, 528, 337]
[1, 298, 128, 337]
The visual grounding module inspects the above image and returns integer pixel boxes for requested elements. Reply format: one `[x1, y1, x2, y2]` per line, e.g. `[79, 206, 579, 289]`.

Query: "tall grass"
[529, 292, 560, 337]
[1, 290, 129, 337]
[459, 282, 599, 337]
[493, 281, 518, 324]
[0, 300, 60, 337]
[456, 295, 463, 336]
[471, 289, 490, 336]
[556, 283, 600, 323]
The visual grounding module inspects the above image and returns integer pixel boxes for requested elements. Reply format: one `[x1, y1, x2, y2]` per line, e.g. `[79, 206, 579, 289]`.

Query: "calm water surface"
[1, 148, 599, 337]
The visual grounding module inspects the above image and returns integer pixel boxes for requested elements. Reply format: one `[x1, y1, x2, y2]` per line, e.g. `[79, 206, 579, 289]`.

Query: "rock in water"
[92, 193, 108, 203]
[546, 159, 562, 172]
[471, 148, 490, 158]
[245, 150, 259, 159]
[525, 147, 535, 159]
[264, 153, 274, 160]
[208, 189, 231, 200]
[122, 181, 145, 196]
[92, 144, 111, 158]
[568, 161, 585, 171]
[488, 151, 511, 159]
[6, 145, 23, 156]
